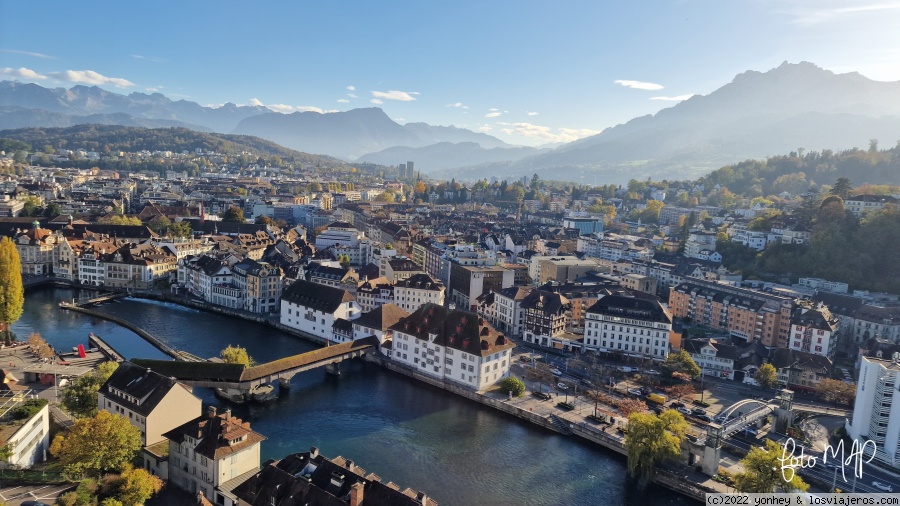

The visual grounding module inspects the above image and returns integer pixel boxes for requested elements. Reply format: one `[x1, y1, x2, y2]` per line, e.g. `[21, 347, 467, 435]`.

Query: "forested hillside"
[0, 125, 341, 166]
[698, 142, 900, 197]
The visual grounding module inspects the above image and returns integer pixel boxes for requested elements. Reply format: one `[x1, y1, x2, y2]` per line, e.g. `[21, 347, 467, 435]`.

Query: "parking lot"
[0, 483, 76, 505]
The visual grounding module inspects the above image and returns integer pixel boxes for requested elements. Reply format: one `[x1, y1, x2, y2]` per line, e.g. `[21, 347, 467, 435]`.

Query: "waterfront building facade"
[280, 280, 362, 338]
[583, 293, 672, 360]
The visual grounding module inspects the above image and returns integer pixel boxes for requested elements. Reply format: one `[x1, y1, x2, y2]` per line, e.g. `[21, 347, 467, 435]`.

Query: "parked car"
[696, 414, 712, 423]
[551, 368, 563, 376]
[647, 369, 660, 375]
[628, 388, 643, 396]
[744, 427, 758, 437]
[872, 481, 893, 492]
[677, 407, 692, 416]
[692, 408, 707, 416]
[670, 402, 685, 409]
[557, 382, 570, 390]
[617, 366, 635, 373]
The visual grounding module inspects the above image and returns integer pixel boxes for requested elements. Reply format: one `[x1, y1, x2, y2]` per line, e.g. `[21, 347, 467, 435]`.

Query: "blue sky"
[2, 1, 900, 146]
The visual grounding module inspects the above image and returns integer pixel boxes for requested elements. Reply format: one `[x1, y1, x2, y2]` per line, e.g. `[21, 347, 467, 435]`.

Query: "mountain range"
[3, 62, 900, 183]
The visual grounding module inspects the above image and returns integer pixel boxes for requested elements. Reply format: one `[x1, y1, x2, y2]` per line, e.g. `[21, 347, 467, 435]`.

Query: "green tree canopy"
[108, 464, 164, 505]
[733, 440, 809, 493]
[625, 410, 689, 486]
[220, 344, 255, 367]
[62, 361, 120, 418]
[754, 363, 779, 389]
[0, 236, 24, 344]
[50, 410, 142, 477]
[221, 206, 246, 223]
[497, 376, 526, 397]
[661, 349, 701, 379]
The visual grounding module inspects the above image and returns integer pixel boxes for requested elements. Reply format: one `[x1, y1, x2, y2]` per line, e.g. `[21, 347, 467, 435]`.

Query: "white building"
[164, 406, 266, 504]
[314, 221, 363, 249]
[847, 352, 900, 468]
[280, 279, 362, 338]
[393, 273, 445, 313]
[583, 294, 672, 360]
[682, 338, 737, 380]
[788, 303, 840, 358]
[0, 393, 50, 469]
[389, 303, 516, 389]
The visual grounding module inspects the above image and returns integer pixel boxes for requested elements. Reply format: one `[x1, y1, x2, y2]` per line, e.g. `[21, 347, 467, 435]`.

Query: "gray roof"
[281, 279, 355, 314]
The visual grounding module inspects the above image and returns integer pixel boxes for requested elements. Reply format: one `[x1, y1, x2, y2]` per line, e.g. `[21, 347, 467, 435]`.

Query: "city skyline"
[2, 1, 900, 146]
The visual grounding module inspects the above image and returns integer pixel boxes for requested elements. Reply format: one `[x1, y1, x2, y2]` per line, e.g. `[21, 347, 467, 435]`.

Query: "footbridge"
[132, 336, 379, 389]
[59, 292, 128, 308]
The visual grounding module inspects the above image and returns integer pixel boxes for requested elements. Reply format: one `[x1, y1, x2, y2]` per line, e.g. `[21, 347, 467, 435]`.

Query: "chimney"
[207, 405, 217, 419]
[349, 481, 365, 506]
[223, 408, 231, 420]
[310, 446, 319, 458]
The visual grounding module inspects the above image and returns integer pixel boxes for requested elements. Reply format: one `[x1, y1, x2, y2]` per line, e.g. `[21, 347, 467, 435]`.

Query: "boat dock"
[59, 292, 128, 308]
[88, 333, 124, 362]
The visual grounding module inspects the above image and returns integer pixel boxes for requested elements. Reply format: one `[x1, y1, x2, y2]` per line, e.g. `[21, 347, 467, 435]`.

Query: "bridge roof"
[132, 336, 380, 384]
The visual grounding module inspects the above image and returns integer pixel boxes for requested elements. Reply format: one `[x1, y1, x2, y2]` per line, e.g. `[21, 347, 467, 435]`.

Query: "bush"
[56, 492, 78, 506]
[11, 398, 48, 420]
[557, 402, 575, 410]
[692, 400, 710, 407]
[497, 377, 526, 397]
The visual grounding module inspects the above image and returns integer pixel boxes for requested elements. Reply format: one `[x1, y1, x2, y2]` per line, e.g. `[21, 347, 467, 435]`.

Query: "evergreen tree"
[0, 237, 24, 344]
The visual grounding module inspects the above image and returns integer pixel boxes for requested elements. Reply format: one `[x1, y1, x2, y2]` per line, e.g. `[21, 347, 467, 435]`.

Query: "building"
[393, 273, 445, 313]
[845, 194, 898, 217]
[232, 259, 283, 314]
[563, 216, 603, 236]
[787, 302, 840, 358]
[448, 263, 514, 311]
[620, 273, 658, 295]
[280, 279, 362, 338]
[682, 338, 737, 380]
[229, 446, 435, 506]
[847, 351, 900, 468]
[583, 293, 672, 360]
[314, 222, 364, 249]
[164, 406, 266, 503]
[668, 279, 795, 346]
[355, 276, 394, 313]
[486, 286, 534, 337]
[307, 263, 359, 290]
[389, 303, 515, 389]
[98, 361, 203, 447]
[0, 392, 50, 469]
[352, 303, 409, 346]
[14, 222, 61, 275]
[384, 258, 424, 284]
[770, 348, 832, 393]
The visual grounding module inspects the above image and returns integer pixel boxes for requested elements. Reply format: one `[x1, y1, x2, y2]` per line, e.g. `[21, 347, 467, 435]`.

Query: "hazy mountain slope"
[0, 106, 210, 131]
[355, 142, 547, 171]
[401, 122, 511, 149]
[481, 62, 900, 184]
[232, 107, 424, 160]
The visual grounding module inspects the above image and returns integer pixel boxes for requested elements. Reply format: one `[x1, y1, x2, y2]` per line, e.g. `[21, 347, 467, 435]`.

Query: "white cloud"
[47, 70, 134, 87]
[371, 90, 418, 101]
[614, 79, 664, 91]
[347, 93, 358, 98]
[249, 98, 336, 114]
[0, 49, 54, 59]
[787, 1, 900, 25]
[0, 67, 47, 80]
[347, 85, 356, 91]
[484, 112, 502, 118]
[370, 98, 384, 105]
[395, 118, 405, 123]
[527, 111, 539, 116]
[649, 94, 695, 101]
[489, 107, 500, 111]
[496, 122, 601, 143]
[131, 54, 167, 63]
[446, 102, 469, 109]
[145, 86, 162, 92]
[478, 125, 493, 132]
[337, 99, 350, 103]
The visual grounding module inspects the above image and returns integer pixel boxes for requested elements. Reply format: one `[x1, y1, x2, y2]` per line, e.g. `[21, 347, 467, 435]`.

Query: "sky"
[2, 1, 900, 147]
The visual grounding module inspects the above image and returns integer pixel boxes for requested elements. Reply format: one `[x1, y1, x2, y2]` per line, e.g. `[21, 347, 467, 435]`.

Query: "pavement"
[0, 483, 76, 505]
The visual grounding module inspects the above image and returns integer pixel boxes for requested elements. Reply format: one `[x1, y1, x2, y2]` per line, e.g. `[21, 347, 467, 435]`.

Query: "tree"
[374, 191, 396, 203]
[617, 398, 648, 417]
[733, 440, 809, 493]
[830, 177, 853, 199]
[497, 376, 526, 397]
[661, 350, 701, 379]
[815, 378, 856, 405]
[168, 220, 193, 238]
[61, 361, 119, 418]
[524, 362, 555, 394]
[755, 363, 779, 389]
[625, 410, 688, 486]
[221, 206, 246, 223]
[147, 216, 172, 235]
[220, 344, 255, 367]
[662, 383, 695, 403]
[255, 215, 273, 225]
[27, 332, 55, 360]
[413, 181, 427, 195]
[50, 410, 142, 477]
[43, 202, 62, 217]
[108, 464, 164, 505]
[0, 237, 24, 344]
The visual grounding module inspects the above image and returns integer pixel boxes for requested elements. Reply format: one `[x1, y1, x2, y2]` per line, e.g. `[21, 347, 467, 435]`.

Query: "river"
[14, 287, 694, 506]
